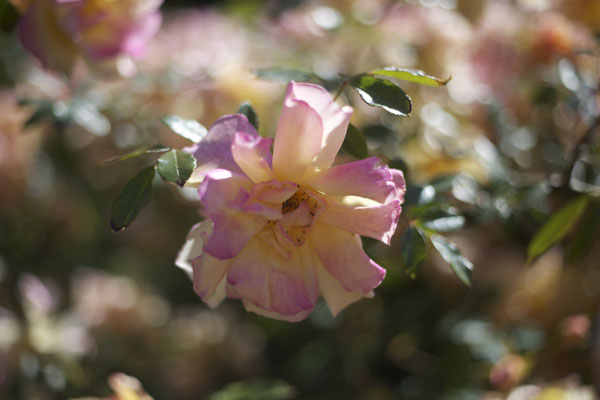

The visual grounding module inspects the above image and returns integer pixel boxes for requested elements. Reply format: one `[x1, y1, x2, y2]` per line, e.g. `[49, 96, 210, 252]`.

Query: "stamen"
[281, 189, 311, 214]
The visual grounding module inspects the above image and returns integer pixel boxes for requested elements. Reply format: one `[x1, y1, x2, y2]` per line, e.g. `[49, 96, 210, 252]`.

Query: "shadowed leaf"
[101, 145, 170, 165]
[111, 166, 155, 232]
[350, 75, 412, 116]
[430, 234, 473, 286]
[341, 123, 368, 159]
[369, 67, 451, 87]
[422, 215, 465, 233]
[162, 115, 207, 143]
[256, 68, 318, 83]
[238, 102, 259, 130]
[566, 203, 600, 263]
[401, 226, 427, 275]
[528, 195, 590, 261]
[156, 149, 197, 186]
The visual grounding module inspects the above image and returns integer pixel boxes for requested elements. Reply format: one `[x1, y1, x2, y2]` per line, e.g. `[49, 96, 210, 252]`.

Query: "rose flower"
[177, 82, 405, 322]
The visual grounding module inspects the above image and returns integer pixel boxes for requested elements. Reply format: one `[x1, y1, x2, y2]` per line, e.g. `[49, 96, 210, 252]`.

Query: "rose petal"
[310, 222, 386, 294]
[250, 180, 299, 204]
[275, 201, 314, 247]
[231, 132, 274, 183]
[232, 193, 281, 220]
[273, 84, 324, 182]
[175, 220, 213, 278]
[319, 197, 402, 245]
[206, 278, 227, 309]
[202, 212, 266, 259]
[273, 82, 353, 180]
[390, 168, 406, 204]
[226, 237, 318, 319]
[305, 157, 399, 203]
[192, 254, 231, 307]
[243, 301, 312, 323]
[193, 115, 258, 182]
[316, 264, 367, 316]
[198, 169, 252, 213]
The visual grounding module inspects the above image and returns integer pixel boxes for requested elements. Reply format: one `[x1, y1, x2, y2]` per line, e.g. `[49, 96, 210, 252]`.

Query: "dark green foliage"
[110, 166, 155, 232]
[349, 75, 412, 116]
[156, 149, 197, 187]
[341, 123, 368, 159]
[162, 115, 208, 143]
[238, 102, 259, 130]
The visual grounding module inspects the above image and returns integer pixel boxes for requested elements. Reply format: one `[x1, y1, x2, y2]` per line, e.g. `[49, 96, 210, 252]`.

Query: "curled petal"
[231, 190, 281, 220]
[243, 301, 312, 323]
[175, 220, 213, 278]
[310, 222, 386, 294]
[193, 115, 258, 182]
[231, 132, 274, 183]
[192, 254, 231, 308]
[305, 157, 399, 203]
[206, 278, 227, 309]
[391, 168, 406, 204]
[319, 197, 402, 245]
[250, 180, 299, 204]
[316, 263, 367, 316]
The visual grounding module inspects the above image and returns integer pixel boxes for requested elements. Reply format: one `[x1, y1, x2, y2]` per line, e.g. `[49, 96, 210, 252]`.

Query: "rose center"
[281, 188, 319, 216]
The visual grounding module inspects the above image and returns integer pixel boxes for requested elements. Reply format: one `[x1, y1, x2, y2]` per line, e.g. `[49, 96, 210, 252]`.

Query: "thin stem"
[333, 80, 349, 101]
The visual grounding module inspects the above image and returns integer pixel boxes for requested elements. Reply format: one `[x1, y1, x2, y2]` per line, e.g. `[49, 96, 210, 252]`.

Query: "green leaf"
[401, 226, 427, 276]
[388, 158, 408, 173]
[349, 75, 412, 116]
[110, 166, 155, 232]
[156, 149, 197, 186]
[162, 115, 207, 143]
[0, 0, 19, 33]
[369, 67, 451, 87]
[408, 203, 460, 220]
[429, 234, 473, 286]
[101, 145, 170, 165]
[209, 379, 297, 400]
[255, 67, 318, 84]
[238, 102, 259, 130]
[422, 215, 465, 233]
[341, 123, 368, 159]
[566, 203, 600, 263]
[527, 195, 590, 261]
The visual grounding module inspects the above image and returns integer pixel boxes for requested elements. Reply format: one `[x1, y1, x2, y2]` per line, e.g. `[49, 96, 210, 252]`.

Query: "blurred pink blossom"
[177, 82, 405, 322]
[18, 0, 163, 72]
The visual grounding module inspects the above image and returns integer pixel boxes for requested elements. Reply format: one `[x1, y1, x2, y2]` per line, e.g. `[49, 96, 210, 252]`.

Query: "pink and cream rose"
[177, 81, 405, 322]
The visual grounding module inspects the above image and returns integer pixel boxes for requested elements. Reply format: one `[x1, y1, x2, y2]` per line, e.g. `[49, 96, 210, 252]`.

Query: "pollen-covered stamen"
[281, 188, 308, 214]
[281, 188, 320, 216]
[261, 187, 323, 248]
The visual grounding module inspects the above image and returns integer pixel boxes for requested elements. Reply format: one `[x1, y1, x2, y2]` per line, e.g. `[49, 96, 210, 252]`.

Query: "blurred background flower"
[17, 0, 163, 73]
